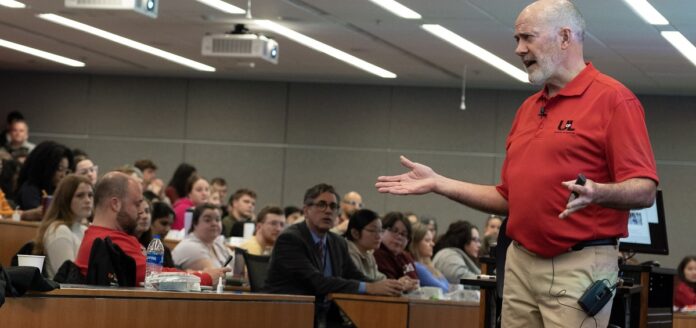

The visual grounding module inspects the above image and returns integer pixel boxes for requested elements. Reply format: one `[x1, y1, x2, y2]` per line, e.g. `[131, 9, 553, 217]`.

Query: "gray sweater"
[432, 247, 481, 284]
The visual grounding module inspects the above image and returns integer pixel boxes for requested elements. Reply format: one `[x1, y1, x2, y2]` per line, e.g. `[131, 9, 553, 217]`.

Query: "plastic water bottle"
[145, 235, 164, 289]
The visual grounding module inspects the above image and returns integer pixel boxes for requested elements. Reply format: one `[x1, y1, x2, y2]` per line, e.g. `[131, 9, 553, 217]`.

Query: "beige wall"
[1, 71, 694, 268]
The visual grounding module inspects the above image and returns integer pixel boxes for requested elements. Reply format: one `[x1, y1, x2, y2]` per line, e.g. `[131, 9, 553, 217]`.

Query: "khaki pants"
[501, 242, 618, 328]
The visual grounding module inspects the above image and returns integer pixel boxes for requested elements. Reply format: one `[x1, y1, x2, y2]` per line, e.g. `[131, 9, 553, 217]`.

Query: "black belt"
[570, 238, 617, 251]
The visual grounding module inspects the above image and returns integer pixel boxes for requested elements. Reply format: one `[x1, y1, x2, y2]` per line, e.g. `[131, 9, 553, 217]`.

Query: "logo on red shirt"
[557, 120, 576, 132]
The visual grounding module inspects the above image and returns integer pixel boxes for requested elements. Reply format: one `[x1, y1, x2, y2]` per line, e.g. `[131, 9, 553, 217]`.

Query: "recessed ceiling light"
[195, 0, 245, 15]
[661, 31, 696, 67]
[622, 0, 669, 25]
[368, 0, 421, 19]
[37, 13, 215, 72]
[255, 20, 396, 79]
[421, 24, 528, 83]
[0, 38, 85, 67]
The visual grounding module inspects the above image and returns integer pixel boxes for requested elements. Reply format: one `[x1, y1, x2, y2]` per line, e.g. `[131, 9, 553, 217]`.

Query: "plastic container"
[152, 272, 201, 292]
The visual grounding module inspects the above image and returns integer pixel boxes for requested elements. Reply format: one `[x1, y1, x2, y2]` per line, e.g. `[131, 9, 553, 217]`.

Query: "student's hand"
[201, 266, 231, 282]
[398, 276, 419, 292]
[366, 279, 403, 296]
[376, 156, 439, 195]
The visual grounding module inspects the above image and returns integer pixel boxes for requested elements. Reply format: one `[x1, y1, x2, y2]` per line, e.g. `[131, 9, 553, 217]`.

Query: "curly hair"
[16, 141, 74, 194]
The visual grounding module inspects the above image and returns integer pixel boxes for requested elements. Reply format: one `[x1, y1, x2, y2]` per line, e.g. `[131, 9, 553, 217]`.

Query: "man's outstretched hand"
[375, 156, 438, 195]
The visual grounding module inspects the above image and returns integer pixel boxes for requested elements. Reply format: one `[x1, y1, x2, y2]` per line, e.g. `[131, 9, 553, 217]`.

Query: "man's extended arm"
[376, 156, 508, 215]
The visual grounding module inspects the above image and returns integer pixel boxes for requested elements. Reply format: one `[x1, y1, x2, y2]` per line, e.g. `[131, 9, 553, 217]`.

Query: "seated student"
[16, 141, 74, 221]
[75, 172, 228, 286]
[239, 206, 286, 255]
[675, 255, 696, 311]
[0, 187, 12, 218]
[172, 175, 210, 230]
[32, 175, 92, 278]
[165, 163, 197, 205]
[134, 199, 152, 243]
[432, 221, 481, 284]
[409, 223, 449, 292]
[222, 188, 257, 238]
[75, 157, 99, 186]
[373, 212, 419, 291]
[138, 201, 176, 268]
[344, 209, 386, 282]
[284, 205, 302, 225]
[172, 203, 232, 270]
[265, 183, 404, 327]
[479, 214, 503, 257]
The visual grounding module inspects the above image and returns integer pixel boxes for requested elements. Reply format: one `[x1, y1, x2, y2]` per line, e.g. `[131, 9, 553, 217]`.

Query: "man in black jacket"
[265, 183, 402, 327]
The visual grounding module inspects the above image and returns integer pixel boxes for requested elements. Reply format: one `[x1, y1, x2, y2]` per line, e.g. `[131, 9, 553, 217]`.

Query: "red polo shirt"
[76, 225, 213, 286]
[496, 63, 659, 258]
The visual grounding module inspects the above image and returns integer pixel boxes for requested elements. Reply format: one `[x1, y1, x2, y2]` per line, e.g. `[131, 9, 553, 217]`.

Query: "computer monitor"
[619, 190, 668, 255]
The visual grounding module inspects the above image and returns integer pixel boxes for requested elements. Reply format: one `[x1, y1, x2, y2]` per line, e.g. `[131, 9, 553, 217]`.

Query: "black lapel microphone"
[538, 106, 546, 117]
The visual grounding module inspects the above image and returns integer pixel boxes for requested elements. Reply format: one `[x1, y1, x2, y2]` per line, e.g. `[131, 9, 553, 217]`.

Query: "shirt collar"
[309, 227, 327, 245]
[540, 62, 598, 100]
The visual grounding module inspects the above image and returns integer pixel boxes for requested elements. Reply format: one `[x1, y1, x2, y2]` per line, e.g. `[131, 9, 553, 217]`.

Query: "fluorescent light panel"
[0, 38, 85, 67]
[255, 20, 396, 79]
[622, 0, 669, 25]
[368, 0, 421, 19]
[421, 24, 528, 83]
[37, 13, 215, 72]
[0, 0, 25, 8]
[195, 0, 245, 14]
[661, 31, 696, 68]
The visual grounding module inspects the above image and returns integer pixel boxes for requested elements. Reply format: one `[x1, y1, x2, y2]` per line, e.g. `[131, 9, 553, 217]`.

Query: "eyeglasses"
[309, 201, 339, 212]
[387, 228, 409, 240]
[343, 200, 364, 209]
[57, 165, 72, 174]
[471, 237, 481, 243]
[77, 165, 98, 175]
[363, 228, 384, 235]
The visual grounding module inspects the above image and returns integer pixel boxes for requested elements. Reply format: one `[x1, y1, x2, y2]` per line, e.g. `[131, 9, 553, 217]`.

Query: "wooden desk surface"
[0, 285, 315, 328]
[0, 219, 40, 267]
[674, 313, 696, 328]
[330, 293, 478, 328]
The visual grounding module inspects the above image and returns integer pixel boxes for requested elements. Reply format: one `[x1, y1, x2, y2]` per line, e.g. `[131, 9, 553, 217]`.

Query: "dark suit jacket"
[264, 221, 367, 300]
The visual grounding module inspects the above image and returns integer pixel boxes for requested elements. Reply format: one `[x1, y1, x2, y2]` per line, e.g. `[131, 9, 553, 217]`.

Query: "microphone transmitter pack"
[577, 280, 613, 316]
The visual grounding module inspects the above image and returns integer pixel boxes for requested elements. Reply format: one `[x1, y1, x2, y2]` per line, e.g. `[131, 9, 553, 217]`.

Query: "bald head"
[94, 172, 131, 208]
[340, 191, 363, 219]
[93, 171, 144, 234]
[519, 0, 585, 42]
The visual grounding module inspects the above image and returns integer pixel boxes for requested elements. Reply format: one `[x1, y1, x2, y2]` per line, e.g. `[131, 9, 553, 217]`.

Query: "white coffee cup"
[18, 254, 45, 273]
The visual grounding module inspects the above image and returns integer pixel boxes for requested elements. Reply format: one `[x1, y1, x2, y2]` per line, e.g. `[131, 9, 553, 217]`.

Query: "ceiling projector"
[65, 0, 158, 18]
[202, 25, 279, 64]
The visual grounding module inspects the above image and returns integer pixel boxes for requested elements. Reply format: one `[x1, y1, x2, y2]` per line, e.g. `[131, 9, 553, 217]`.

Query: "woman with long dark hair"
[344, 209, 386, 281]
[165, 163, 196, 203]
[675, 255, 696, 311]
[432, 220, 481, 283]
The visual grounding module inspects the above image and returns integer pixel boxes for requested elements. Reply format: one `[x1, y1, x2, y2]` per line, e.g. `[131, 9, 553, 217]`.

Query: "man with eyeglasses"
[266, 183, 403, 328]
[330, 191, 363, 235]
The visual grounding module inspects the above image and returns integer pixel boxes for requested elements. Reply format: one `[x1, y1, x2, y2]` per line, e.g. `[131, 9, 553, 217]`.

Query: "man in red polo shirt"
[376, 0, 658, 326]
[76, 171, 225, 286]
